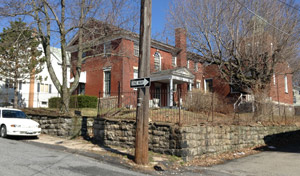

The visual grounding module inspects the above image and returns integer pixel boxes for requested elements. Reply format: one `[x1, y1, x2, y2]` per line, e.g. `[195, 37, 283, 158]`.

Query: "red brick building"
[67, 22, 293, 107]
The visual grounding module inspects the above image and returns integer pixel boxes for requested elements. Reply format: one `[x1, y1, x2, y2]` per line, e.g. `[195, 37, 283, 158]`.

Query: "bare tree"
[167, 0, 300, 114]
[0, 0, 139, 112]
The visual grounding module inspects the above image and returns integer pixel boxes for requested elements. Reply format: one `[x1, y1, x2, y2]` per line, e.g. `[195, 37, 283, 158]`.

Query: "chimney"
[175, 28, 187, 67]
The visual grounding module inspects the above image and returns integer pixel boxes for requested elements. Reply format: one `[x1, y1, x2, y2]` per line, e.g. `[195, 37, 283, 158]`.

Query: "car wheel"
[0, 125, 7, 138]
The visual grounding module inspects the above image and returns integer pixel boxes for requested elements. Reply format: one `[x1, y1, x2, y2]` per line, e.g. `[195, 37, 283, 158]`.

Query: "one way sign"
[130, 77, 151, 88]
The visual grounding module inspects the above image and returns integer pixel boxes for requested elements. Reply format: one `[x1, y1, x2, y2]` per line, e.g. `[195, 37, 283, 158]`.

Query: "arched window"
[154, 52, 161, 71]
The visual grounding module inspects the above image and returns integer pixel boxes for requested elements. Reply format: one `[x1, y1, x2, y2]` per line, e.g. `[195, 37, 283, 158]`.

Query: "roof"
[151, 67, 195, 79]
[50, 47, 70, 65]
[66, 19, 181, 55]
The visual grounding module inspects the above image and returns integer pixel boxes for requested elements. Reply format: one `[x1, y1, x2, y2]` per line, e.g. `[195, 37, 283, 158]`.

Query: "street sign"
[130, 77, 151, 88]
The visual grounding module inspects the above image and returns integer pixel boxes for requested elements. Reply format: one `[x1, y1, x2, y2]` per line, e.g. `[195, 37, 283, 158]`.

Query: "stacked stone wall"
[93, 118, 300, 161]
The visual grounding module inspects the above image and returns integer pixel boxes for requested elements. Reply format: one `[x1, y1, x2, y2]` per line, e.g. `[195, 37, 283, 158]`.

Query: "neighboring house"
[67, 20, 293, 108]
[0, 46, 70, 108]
[293, 86, 300, 106]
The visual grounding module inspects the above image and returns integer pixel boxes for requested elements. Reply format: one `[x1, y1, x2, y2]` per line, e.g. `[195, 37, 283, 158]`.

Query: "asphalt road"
[0, 137, 148, 176]
[187, 140, 300, 176]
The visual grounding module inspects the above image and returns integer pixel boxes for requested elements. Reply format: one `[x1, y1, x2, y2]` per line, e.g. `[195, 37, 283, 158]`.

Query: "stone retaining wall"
[27, 114, 94, 137]
[93, 118, 180, 155]
[93, 118, 300, 161]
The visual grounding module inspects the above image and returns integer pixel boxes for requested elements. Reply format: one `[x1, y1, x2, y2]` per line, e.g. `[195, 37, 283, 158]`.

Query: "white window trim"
[103, 67, 112, 97]
[285, 75, 288, 93]
[154, 52, 161, 71]
[273, 74, 276, 86]
[133, 67, 138, 90]
[172, 56, 177, 67]
[187, 60, 190, 69]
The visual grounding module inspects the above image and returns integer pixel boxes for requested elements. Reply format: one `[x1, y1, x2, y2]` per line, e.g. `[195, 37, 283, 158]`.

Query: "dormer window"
[154, 52, 161, 71]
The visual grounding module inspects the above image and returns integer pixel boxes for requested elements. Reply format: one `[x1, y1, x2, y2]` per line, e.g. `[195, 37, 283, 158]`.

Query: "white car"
[0, 108, 41, 137]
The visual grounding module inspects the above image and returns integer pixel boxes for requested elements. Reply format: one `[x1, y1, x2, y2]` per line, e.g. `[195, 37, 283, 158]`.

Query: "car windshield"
[2, 110, 27, 119]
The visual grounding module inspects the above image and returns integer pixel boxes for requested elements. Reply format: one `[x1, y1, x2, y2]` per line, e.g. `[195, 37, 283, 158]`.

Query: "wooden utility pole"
[135, 0, 151, 165]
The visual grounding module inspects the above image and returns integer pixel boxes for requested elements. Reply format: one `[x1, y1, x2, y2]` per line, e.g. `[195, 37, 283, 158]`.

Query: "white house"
[0, 46, 70, 108]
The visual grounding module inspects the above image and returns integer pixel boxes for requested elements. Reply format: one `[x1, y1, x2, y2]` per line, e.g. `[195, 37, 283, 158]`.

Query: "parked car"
[0, 108, 41, 137]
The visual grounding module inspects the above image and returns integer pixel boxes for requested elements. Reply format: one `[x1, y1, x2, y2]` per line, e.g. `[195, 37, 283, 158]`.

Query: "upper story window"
[103, 42, 111, 56]
[154, 52, 161, 71]
[187, 60, 190, 69]
[285, 75, 288, 93]
[172, 56, 177, 67]
[273, 74, 276, 86]
[194, 62, 198, 72]
[134, 43, 139, 57]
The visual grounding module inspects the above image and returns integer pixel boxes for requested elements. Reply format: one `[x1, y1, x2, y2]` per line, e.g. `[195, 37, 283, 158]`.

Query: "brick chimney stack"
[175, 28, 187, 67]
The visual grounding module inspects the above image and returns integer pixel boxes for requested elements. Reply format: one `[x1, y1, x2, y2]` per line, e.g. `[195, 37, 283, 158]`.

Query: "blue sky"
[152, 0, 170, 35]
[151, 0, 300, 38]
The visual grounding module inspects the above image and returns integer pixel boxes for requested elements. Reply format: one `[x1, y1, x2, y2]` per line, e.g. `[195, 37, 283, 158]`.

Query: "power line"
[234, 0, 290, 36]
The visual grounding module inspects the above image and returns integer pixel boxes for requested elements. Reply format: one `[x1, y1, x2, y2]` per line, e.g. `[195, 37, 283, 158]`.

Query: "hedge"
[49, 95, 98, 108]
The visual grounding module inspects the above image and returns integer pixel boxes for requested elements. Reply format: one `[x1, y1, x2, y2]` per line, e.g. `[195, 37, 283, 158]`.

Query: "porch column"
[189, 82, 192, 91]
[169, 77, 173, 106]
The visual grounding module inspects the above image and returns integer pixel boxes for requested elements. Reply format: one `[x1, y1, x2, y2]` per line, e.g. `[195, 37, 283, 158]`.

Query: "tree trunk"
[13, 78, 18, 108]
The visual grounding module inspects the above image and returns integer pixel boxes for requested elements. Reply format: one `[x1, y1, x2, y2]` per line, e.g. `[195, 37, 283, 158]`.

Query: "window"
[42, 101, 47, 105]
[78, 83, 85, 95]
[196, 81, 201, 89]
[204, 79, 213, 93]
[133, 68, 138, 79]
[104, 70, 111, 97]
[134, 43, 139, 57]
[273, 74, 276, 86]
[172, 56, 177, 67]
[154, 52, 161, 71]
[2, 110, 27, 119]
[285, 75, 288, 93]
[103, 42, 111, 56]
[37, 83, 51, 93]
[187, 60, 190, 69]
[194, 62, 198, 72]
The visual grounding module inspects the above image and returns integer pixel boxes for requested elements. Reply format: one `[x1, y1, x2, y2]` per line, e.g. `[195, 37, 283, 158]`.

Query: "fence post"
[97, 91, 101, 118]
[118, 81, 121, 108]
[178, 89, 181, 126]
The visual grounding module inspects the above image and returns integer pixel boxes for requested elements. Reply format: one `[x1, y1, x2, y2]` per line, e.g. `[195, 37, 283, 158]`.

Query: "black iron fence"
[95, 89, 298, 126]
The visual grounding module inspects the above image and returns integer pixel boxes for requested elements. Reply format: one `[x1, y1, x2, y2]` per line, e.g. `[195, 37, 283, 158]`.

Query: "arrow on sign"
[130, 77, 151, 88]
